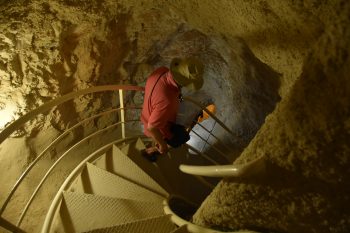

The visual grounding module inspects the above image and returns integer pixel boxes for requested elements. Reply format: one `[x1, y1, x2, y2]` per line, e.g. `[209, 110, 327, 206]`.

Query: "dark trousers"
[165, 123, 190, 148]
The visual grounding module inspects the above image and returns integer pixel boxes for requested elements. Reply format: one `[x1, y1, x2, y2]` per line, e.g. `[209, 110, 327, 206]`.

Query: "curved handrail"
[0, 85, 145, 231]
[16, 119, 140, 226]
[183, 97, 245, 145]
[194, 121, 233, 153]
[0, 86, 144, 216]
[0, 85, 144, 144]
[41, 136, 145, 233]
[0, 107, 134, 215]
[163, 199, 259, 233]
[0, 84, 239, 232]
[179, 156, 265, 177]
[190, 129, 229, 162]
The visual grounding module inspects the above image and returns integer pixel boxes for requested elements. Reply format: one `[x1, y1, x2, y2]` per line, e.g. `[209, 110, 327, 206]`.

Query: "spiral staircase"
[0, 85, 257, 233]
[44, 137, 218, 233]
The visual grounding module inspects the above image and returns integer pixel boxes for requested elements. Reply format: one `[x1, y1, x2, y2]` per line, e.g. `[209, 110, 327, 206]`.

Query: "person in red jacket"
[140, 57, 204, 161]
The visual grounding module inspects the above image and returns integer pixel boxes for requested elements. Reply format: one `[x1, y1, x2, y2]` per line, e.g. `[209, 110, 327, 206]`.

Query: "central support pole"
[119, 89, 126, 139]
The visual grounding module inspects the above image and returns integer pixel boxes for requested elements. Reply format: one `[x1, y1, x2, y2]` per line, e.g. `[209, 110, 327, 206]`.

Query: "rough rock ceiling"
[0, 0, 349, 232]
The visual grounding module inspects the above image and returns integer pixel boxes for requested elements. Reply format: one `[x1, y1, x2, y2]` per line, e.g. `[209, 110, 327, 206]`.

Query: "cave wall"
[0, 0, 340, 232]
[0, 0, 326, 133]
[0, 0, 289, 203]
[0, 0, 325, 154]
[193, 1, 350, 232]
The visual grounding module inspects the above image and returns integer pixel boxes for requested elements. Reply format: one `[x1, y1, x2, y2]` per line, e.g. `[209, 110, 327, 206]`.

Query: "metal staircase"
[0, 85, 250, 233]
[46, 138, 215, 233]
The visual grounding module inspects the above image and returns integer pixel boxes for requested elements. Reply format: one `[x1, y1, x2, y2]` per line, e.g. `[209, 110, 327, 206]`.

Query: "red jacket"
[141, 67, 180, 139]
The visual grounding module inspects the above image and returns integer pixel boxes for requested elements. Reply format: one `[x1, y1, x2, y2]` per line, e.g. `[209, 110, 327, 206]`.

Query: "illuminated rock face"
[0, 0, 349, 232]
[192, 2, 350, 233]
[0, 0, 323, 135]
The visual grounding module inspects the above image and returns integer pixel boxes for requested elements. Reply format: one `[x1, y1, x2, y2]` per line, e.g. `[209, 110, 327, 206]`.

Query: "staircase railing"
[40, 136, 144, 233]
[0, 85, 143, 144]
[0, 85, 239, 232]
[180, 99, 265, 178]
[0, 85, 143, 232]
[179, 156, 265, 177]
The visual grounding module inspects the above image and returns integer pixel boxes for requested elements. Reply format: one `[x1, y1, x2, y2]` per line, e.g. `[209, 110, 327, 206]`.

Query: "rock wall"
[193, 1, 350, 232]
[0, 0, 326, 135]
[0, 0, 341, 232]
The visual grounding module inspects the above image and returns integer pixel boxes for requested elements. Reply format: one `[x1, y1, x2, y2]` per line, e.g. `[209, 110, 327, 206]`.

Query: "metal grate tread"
[70, 163, 164, 202]
[94, 144, 168, 197]
[149, 145, 213, 205]
[62, 192, 165, 232]
[120, 138, 213, 205]
[84, 215, 176, 233]
[120, 138, 173, 192]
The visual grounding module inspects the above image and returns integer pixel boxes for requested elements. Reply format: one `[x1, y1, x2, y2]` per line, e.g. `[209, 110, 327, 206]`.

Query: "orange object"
[198, 104, 216, 122]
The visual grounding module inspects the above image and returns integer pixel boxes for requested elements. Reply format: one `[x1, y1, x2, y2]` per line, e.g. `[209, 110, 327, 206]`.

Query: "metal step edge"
[61, 191, 165, 233]
[69, 162, 164, 203]
[93, 144, 168, 197]
[120, 138, 174, 193]
[83, 214, 176, 233]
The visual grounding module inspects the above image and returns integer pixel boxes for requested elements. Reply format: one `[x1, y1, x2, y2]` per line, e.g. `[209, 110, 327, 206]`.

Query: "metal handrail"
[0, 85, 145, 232]
[195, 122, 233, 153]
[0, 107, 140, 216]
[16, 119, 140, 226]
[180, 102, 265, 178]
[190, 129, 229, 162]
[179, 156, 266, 178]
[0, 86, 144, 216]
[0, 85, 144, 144]
[41, 136, 144, 233]
[180, 98, 266, 179]
[0, 85, 238, 232]
[183, 97, 245, 145]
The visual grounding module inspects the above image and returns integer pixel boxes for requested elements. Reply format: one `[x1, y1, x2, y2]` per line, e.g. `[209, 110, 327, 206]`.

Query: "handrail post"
[118, 89, 126, 139]
[0, 217, 26, 233]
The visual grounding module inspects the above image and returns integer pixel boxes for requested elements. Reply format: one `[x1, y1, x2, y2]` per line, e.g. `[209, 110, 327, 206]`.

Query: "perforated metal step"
[120, 138, 173, 192]
[93, 144, 168, 197]
[151, 146, 213, 205]
[62, 192, 165, 232]
[121, 138, 214, 205]
[69, 163, 164, 202]
[84, 215, 176, 233]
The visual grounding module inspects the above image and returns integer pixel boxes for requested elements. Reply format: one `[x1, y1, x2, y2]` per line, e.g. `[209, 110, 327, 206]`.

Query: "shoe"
[141, 149, 160, 162]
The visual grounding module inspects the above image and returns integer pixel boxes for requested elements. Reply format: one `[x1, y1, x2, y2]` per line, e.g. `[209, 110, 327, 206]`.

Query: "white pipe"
[179, 156, 265, 177]
[119, 89, 126, 139]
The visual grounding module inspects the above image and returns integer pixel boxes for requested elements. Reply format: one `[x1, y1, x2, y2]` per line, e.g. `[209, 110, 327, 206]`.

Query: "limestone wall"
[193, 1, 350, 232]
[0, 0, 342, 232]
